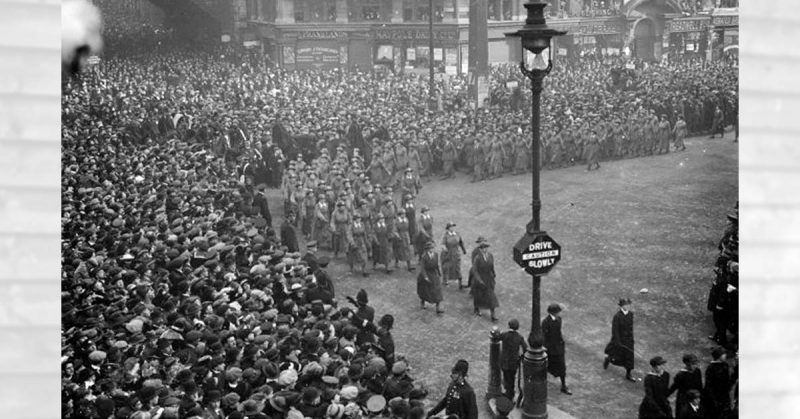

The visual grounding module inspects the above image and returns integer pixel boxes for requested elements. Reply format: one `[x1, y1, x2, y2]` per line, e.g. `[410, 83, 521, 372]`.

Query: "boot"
[603, 356, 610, 370]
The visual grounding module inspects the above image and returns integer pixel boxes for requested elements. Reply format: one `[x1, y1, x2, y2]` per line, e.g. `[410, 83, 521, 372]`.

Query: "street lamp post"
[429, 0, 435, 110]
[506, 2, 566, 419]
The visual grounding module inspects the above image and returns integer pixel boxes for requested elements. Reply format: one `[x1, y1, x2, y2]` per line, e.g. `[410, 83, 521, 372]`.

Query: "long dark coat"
[605, 309, 634, 370]
[669, 368, 703, 416]
[639, 372, 673, 419]
[280, 220, 299, 253]
[542, 315, 566, 377]
[702, 361, 732, 419]
[470, 250, 499, 309]
[416, 250, 443, 303]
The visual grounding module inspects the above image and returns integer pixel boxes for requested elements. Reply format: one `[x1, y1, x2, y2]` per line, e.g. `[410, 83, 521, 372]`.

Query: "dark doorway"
[633, 19, 656, 61]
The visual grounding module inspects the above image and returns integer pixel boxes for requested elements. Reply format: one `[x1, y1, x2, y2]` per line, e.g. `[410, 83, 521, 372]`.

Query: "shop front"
[551, 19, 627, 58]
[277, 30, 358, 71]
[371, 26, 461, 74]
[664, 17, 709, 62]
[710, 10, 738, 61]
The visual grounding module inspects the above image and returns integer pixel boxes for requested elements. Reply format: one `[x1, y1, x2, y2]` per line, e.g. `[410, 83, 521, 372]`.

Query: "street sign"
[512, 231, 562, 276]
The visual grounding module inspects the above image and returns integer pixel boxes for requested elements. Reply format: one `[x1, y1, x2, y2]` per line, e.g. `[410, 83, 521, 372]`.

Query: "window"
[260, 0, 276, 22]
[502, 0, 513, 20]
[402, 0, 444, 22]
[294, 0, 336, 23]
[349, 0, 392, 22]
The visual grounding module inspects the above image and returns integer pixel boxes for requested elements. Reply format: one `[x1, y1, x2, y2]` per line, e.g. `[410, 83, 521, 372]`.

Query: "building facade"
[234, 0, 738, 72]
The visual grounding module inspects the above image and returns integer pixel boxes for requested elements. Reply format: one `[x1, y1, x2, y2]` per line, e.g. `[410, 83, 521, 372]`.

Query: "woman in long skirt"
[347, 213, 369, 277]
[372, 213, 394, 274]
[440, 222, 467, 288]
[417, 241, 443, 314]
[471, 238, 499, 321]
[392, 208, 415, 272]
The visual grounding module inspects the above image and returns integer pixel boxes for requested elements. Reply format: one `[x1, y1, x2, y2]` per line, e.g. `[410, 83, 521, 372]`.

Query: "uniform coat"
[417, 250, 443, 304]
[470, 249, 499, 309]
[428, 378, 478, 419]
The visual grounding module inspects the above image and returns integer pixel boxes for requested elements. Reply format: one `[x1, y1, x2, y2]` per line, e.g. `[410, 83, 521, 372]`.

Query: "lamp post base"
[521, 346, 548, 419]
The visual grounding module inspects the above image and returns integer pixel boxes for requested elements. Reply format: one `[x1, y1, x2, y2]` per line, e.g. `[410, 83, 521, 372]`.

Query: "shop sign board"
[667, 18, 709, 33]
[296, 46, 340, 67]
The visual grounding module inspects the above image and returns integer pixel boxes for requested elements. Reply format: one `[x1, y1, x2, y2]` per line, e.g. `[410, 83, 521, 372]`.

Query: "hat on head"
[242, 399, 262, 415]
[649, 356, 667, 367]
[547, 303, 562, 315]
[356, 289, 368, 305]
[307, 241, 318, 248]
[326, 403, 345, 419]
[367, 395, 386, 413]
[391, 361, 407, 375]
[618, 298, 632, 307]
[682, 353, 699, 365]
[451, 359, 469, 376]
[711, 347, 725, 360]
[339, 385, 358, 401]
[423, 241, 435, 250]
[446, 222, 456, 229]
[507, 319, 520, 330]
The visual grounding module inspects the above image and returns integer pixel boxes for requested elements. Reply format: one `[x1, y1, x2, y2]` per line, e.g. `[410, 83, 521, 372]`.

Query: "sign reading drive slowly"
[513, 231, 562, 276]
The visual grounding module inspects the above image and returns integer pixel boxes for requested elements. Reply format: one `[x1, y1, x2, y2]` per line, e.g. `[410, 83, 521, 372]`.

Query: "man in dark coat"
[669, 353, 703, 417]
[604, 298, 636, 382]
[302, 240, 319, 273]
[638, 356, 672, 419]
[426, 360, 478, 419]
[312, 256, 335, 302]
[253, 186, 272, 227]
[542, 303, 571, 395]
[280, 212, 300, 253]
[702, 347, 732, 419]
[498, 319, 527, 400]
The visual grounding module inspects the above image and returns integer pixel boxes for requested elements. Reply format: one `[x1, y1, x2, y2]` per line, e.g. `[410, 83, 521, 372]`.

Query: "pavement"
[487, 397, 577, 419]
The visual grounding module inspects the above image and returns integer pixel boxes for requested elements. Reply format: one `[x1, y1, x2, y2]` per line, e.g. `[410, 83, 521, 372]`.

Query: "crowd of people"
[60, 6, 740, 414]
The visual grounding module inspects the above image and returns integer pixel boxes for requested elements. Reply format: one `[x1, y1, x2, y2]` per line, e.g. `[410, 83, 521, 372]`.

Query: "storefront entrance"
[633, 19, 656, 61]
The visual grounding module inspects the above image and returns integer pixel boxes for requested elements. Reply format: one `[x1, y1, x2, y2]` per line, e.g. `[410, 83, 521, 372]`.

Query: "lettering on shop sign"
[668, 19, 708, 33]
[298, 31, 349, 40]
[576, 21, 625, 35]
[374, 29, 458, 41]
[712, 16, 738, 27]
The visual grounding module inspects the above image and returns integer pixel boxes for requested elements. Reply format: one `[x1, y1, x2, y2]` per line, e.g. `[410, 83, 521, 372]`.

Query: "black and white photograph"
[58, 1, 742, 418]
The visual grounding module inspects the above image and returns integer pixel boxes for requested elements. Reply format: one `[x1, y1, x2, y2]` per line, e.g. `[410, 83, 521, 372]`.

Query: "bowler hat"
[618, 298, 631, 307]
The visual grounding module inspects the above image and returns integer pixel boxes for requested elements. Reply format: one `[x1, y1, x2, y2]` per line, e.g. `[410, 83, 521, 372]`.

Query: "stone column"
[336, 0, 348, 23]
[392, 0, 404, 22]
[276, 0, 294, 24]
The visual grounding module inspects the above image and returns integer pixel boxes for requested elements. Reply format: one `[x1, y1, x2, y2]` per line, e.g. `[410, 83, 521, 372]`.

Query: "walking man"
[542, 303, 571, 395]
[603, 298, 637, 382]
[499, 319, 527, 401]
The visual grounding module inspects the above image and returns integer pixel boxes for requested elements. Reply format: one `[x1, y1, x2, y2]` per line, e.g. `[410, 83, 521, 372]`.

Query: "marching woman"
[470, 237, 499, 322]
[372, 213, 394, 274]
[393, 208, 416, 272]
[417, 241, 444, 314]
[440, 222, 467, 289]
[347, 213, 370, 277]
